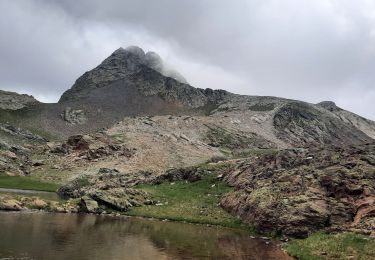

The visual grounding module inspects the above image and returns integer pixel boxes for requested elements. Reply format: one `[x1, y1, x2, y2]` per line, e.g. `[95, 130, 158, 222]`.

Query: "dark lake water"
[0, 212, 293, 260]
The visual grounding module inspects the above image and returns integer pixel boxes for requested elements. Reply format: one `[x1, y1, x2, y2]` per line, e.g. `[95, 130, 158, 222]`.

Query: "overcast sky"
[0, 0, 374, 120]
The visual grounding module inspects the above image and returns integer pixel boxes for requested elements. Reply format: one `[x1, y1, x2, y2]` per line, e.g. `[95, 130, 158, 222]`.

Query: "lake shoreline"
[2, 188, 375, 259]
[0, 211, 294, 259]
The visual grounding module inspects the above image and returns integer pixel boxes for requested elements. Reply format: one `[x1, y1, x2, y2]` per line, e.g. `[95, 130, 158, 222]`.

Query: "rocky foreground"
[53, 142, 375, 238]
[3, 141, 370, 241]
[221, 143, 375, 238]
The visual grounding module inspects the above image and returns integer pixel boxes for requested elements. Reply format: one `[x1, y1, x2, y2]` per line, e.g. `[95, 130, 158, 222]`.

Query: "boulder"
[61, 107, 87, 125]
[80, 196, 99, 213]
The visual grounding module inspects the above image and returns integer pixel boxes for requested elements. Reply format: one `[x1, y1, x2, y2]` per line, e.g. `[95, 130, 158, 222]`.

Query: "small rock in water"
[211, 184, 216, 188]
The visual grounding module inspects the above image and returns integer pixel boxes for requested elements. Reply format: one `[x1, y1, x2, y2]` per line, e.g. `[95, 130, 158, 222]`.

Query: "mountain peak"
[108, 46, 187, 83]
[110, 46, 147, 63]
[59, 46, 189, 102]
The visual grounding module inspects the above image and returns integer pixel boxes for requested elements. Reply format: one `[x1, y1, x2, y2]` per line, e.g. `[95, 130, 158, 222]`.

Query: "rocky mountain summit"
[59, 46, 198, 104]
[1, 46, 374, 147]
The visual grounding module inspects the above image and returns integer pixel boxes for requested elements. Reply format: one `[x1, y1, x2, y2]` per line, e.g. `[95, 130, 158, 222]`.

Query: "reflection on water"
[0, 212, 293, 260]
[0, 188, 61, 201]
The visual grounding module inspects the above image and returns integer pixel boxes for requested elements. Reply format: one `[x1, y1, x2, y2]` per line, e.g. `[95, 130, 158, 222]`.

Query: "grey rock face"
[273, 102, 372, 146]
[0, 90, 39, 110]
[317, 100, 375, 140]
[61, 107, 87, 125]
[80, 196, 99, 213]
[317, 101, 340, 112]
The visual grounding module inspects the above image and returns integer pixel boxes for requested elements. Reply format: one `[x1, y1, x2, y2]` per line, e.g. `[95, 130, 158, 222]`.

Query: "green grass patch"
[285, 232, 375, 260]
[127, 175, 252, 230]
[0, 175, 60, 192]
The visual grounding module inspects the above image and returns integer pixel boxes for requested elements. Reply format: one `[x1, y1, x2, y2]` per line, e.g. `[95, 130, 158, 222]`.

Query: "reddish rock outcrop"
[220, 143, 375, 237]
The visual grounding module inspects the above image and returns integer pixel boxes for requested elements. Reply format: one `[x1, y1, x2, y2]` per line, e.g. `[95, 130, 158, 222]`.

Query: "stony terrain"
[0, 46, 375, 252]
[0, 90, 38, 110]
[220, 143, 375, 238]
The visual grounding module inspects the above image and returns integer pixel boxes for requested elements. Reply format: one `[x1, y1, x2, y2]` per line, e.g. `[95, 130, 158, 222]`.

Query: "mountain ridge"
[0, 46, 374, 147]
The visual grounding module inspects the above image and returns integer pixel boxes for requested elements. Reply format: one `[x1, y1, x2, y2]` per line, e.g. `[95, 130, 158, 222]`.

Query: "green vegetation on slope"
[285, 232, 375, 260]
[0, 176, 60, 192]
[127, 175, 249, 229]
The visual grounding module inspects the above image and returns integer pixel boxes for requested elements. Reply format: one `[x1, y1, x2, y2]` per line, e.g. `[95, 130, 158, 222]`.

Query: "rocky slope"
[317, 101, 375, 139]
[0, 90, 38, 110]
[220, 143, 375, 237]
[1, 46, 373, 147]
[273, 101, 371, 146]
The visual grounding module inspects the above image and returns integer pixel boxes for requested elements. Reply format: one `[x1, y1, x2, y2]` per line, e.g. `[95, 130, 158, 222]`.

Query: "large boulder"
[58, 168, 153, 212]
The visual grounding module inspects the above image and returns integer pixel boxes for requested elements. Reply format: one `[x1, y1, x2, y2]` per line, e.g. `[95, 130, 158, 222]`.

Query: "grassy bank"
[127, 174, 251, 230]
[0, 176, 60, 192]
[286, 232, 375, 260]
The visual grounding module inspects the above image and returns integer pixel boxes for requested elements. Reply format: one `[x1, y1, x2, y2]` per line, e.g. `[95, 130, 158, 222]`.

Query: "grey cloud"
[0, 0, 374, 119]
